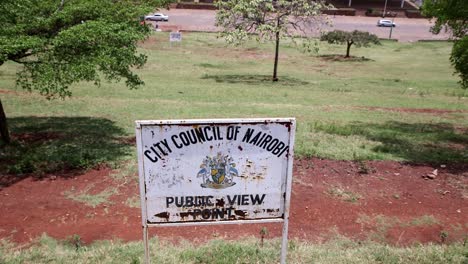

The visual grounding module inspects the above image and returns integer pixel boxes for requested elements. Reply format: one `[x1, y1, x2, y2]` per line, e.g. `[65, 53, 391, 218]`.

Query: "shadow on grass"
[0, 116, 133, 188]
[194, 63, 229, 69]
[313, 121, 468, 165]
[318, 54, 373, 62]
[201, 74, 309, 86]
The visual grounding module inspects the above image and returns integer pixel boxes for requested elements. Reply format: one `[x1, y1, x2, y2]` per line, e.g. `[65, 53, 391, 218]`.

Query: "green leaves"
[0, 0, 171, 98]
[321, 30, 380, 47]
[422, 0, 467, 39]
[216, 0, 330, 44]
[0, 35, 45, 64]
[215, 0, 330, 80]
[450, 36, 468, 89]
[320, 30, 380, 57]
[422, 0, 467, 89]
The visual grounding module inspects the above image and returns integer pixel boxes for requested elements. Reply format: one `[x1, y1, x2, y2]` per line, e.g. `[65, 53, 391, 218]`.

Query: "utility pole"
[383, 0, 388, 17]
[389, 17, 395, 39]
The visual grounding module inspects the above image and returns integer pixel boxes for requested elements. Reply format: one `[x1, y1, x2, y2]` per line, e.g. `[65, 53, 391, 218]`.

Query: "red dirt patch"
[0, 158, 467, 245]
[0, 89, 19, 95]
[357, 106, 468, 115]
[115, 136, 136, 145]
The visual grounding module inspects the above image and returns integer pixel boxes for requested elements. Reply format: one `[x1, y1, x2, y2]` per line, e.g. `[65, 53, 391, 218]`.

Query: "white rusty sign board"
[169, 31, 181, 42]
[136, 118, 295, 225]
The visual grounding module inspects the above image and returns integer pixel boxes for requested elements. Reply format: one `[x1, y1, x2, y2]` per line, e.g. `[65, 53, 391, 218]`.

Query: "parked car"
[145, 13, 169, 22]
[377, 19, 396, 27]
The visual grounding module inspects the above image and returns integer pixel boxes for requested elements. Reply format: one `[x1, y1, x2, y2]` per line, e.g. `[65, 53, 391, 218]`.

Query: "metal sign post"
[135, 118, 296, 264]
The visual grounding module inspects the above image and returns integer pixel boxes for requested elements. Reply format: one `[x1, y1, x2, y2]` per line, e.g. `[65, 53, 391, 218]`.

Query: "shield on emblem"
[210, 168, 218, 182]
[217, 167, 225, 184]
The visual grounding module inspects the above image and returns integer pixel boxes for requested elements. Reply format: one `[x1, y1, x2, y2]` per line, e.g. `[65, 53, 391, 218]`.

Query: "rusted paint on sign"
[136, 118, 295, 225]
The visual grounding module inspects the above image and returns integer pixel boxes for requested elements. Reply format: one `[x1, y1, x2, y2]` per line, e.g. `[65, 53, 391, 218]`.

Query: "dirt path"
[1, 158, 467, 245]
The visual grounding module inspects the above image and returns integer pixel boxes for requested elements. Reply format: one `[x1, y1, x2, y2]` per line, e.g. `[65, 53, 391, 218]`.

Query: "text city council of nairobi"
[143, 125, 291, 163]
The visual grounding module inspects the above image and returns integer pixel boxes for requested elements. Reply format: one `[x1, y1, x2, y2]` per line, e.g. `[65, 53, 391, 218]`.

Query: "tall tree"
[215, 0, 330, 81]
[0, 0, 171, 143]
[0, 99, 10, 144]
[320, 30, 380, 58]
[422, 0, 467, 89]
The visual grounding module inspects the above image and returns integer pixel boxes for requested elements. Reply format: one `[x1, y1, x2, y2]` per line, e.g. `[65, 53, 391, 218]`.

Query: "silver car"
[377, 19, 396, 27]
[145, 13, 169, 22]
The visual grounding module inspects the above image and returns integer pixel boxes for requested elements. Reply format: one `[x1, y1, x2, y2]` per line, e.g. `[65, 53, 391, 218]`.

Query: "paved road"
[156, 9, 450, 42]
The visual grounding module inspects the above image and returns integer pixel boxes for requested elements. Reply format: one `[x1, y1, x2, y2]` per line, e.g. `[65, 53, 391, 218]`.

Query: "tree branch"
[8, 50, 40, 64]
[56, 0, 65, 12]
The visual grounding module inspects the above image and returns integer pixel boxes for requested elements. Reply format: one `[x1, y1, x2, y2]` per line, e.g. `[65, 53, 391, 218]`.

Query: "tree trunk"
[272, 17, 280, 82]
[346, 41, 353, 58]
[0, 99, 11, 144]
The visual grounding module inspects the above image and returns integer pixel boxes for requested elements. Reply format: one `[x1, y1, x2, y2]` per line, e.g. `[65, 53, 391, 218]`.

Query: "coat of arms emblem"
[197, 153, 239, 189]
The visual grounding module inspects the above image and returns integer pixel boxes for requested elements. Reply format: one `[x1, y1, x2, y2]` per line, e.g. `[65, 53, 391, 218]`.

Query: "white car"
[377, 19, 396, 27]
[145, 13, 169, 22]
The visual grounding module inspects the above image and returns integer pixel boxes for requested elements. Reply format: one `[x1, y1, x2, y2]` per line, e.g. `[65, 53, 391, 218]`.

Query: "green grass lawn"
[1, 33, 467, 174]
[1, 235, 467, 264]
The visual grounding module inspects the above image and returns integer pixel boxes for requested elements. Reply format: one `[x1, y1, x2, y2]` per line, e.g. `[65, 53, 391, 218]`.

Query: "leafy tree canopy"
[422, 0, 467, 39]
[450, 37, 468, 89]
[320, 30, 380, 57]
[0, 0, 170, 98]
[422, 0, 468, 89]
[216, 0, 329, 44]
[216, 0, 330, 81]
